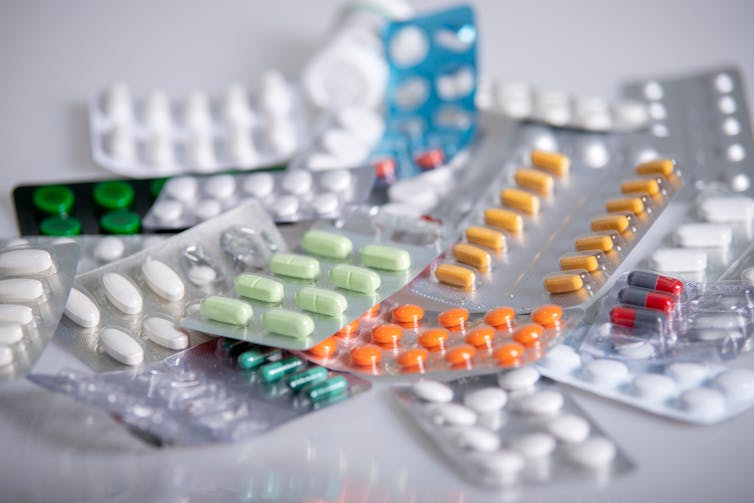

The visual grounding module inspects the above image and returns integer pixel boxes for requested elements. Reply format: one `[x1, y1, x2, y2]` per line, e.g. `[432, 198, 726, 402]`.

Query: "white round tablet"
[204, 175, 237, 200]
[412, 380, 453, 403]
[320, 169, 352, 193]
[542, 344, 582, 372]
[311, 192, 340, 215]
[454, 426, 500, 452]
[390, 26, 428, 67]
[715, 369, 754, 401]
[632, 373, 676, 401]
[547, 413, 590, 443]
[567, 437, 616, 470]
[516, 390, 564, 416]
[243, 173, 275, 198]
[498, 367, 540, 391]
[281, 170, 313, 195]
[471, 450, 524, 484]
[681, 387, 726, 418]
[512, 432, 556, 459]
[270, 195, 299, 219]
[585, 359, 629, 386]
[0, 322, 23, 345]
[666, 362, 709, 388]
[152, 200, 183, 224]
[164, 177, 198, 202]
[93, 236, 125, 263]
[193, 199, 223, 221]
[463, 387, 507, 414]
[427, 402, 477, 426]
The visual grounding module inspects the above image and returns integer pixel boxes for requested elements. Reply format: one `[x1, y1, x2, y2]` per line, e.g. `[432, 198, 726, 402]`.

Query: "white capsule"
[498, 367, 540, 391]
[0, 304, 33, 325]
[270, 195, 299, 219]
[547, 413, 590, 443]
[649, 248, 707, 273]
[471, 450, 524, 484]
[281, 170, 313, 195]
[311, 192, 340, 215]
[145, 131, 174, 167]
[187, 264, 217, 286]
[512, 432, 556, 459]
[699, 196, 754, 223]
[142, 316, 189, 350]
[204, 174, 236, 200]
[103, 82, 133, 124]
[681, 387, 725, 418]
[0, 322, 23, 345]
[336, 106, 385, 145]
[142, 259, 184, 302]
[676, 223, 732, 248]
[632, 373, 676, 401]
[107, 125, 135, 163]
[93, 237, 125, 263]
[412, 379, 453, 402]
[192, 199, 223, 221]
[0, 249, 53, 276]
[428, 402, 477, 426]
[102, 272, 142, 315]
[243, 172, 275, 198]
[567, 437, 616, 469]
[100, 327, 143, 366]
[183, 90, 212, 132]
[164, 176, 198, 202]
[64, 288, 100, 328]
[542, 344, 582, 372]
[515, 390, 564, 416]
[453, 426, 500, 452]
[585, 359, 629, 386]
[0, 346, 12, 367]
[666, 362, 709, 388]
[0, 278, 44, 303]
[143, 89, 172, 132]
[320, 169, 352, 193]
[742, 267, 754, 286]
[151, 200, 183, 224]
[463, 387, 507, 414]
[715, 369, 754, 401]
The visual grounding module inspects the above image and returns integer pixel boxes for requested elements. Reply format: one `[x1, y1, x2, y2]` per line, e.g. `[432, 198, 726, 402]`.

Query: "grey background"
[2, 1, 754, 501]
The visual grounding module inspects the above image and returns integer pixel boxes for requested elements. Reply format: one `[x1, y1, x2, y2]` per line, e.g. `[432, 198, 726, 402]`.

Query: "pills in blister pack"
[297, 301, 583, 379]
[182, 209, 442, 350]
[0, 241, 79, 380]
[90, 71, 307, 176]
[143, 166, 375, 229]
[31, 338, 371, 445]
[393, 373, 633, 487]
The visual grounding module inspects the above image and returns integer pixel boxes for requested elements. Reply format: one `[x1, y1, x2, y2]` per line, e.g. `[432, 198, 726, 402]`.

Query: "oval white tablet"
[0, 322, 23, 345]
[715, 369, 754, 401]
[649, 248, 707, 273]
[412, 380, 453, 402]
[676, 223, 732, 248]
[163, 176, 198, 202]
[142, 316, 189, 350]
[311, 192, 340, 215]
[666, 362, 709, 388]
[585, 359, 629, 386]
[64, 288, 100, 328]
[547, 413, 590, 443]
[512, 432, 556, 459]
[204, 174, 236, 200]
[0, 249, 53, 275]
[100, 327, 143, 366]
[453, 426, 500, 452]
[632, 373, 676, 401]
[93, 237, 125, 263]
[699, 196, 754, 223]
[320, 169, 352, 193]
[471, 450, 524, 484]
[243, 173, 275, 198]
[0, 304, 33, 325]
[542, 344, 582, 372]
[428, 402, 477, 426]
[142, 260, 184, 302]
[498, 367, 540, 391]
[102, 272, 143, 315]
[567, 437, 616, 469]
[681, 387, 725, 418]
[516, 390, 564, 416]
[0, 346, 12, 367]
[463, 387, 507, 414]
[281, 170, 313, 195]
[0, 278, 44, 303]
[152, 200, 183, 224]
[187, 265, 217, 286]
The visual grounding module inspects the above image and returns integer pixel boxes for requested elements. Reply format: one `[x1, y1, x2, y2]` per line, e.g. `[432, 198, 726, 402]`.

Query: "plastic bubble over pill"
[718, 95, 737, 115]
[390, 26, 429, 67]
[651, 124, 669, 137]
[187, 132, 216, 169]
[547, 413, 590, 443]
[463, 387, 507, 414]
[582, 139, 609, 168]
[243, 172, 274, 198]
[616, 340, 655, 360]
[104, 82, 133, 124]
[727, 173, 750, 192]
[666, 363, 709, 388]
[100, 326, 143, 366]
[498, 367, 540, 391]
[413, 380, 453, 402]
[143, 89, 172, 132]
[204, 175, 236, 200]
[472, 450, 524, 484]
[259, 70, 294, 116]
[164, 177, 198, 202]
[715, 73, 735, 93]
[281, 170, 313, 195]
[516, 390, 564, 416]
[320, 169, 352, 193]
[188, 264, 217, 286]
[512, 432, 556, 459]
[648, 102, 666, 120]
[632, 373, 676, 401]
[152, 200, 183, 224]
[266, 119, 297, 154]
[454, 426, 500, 452]
[64, 288, 100, 328]
[107, 125, 135, 163]
[585, 359, 629, 386]
[643, 81, 663, 100]
[93, 236, 125, 262]
[194, 200, 224, 224]
[567, 437, 616, 470]
[336, 106, 385, 145]
[715, 369, 754, 401]
[145, 131, 174, 167]
[183, 90, 212, 132]
[311, 192, 339, 215]
[271, 195, 299, 219]
[727, 143, 745, 162]
[428, 402, 477, 426]
[681, 387, 725, 418]
[722, 117, 741, 136]
[542, 344, 582, 372]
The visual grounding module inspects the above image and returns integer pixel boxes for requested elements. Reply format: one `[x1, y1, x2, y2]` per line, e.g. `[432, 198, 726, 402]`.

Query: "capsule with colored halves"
[627, 271, 684, 296]
[610, 306, 666, 330]
[618, 287, 675, 314]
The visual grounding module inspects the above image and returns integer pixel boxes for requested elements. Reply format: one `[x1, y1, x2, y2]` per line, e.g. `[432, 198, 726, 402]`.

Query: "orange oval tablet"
[350, 345, 382, 367]
[418, 328, 449, 350]
[445, 344, 476, 365]
[493, 342, 524, 365]
[336, 320, 359, 338]
[397, 348, 429, 368]
[435, 263, 476, 289]
[531, 304, 563, 328]
[308, 336, 338, 357]
[513, 324, 543, 347]
[392, 304, 424, 326]
[438, 307, 469, 330]
[484, 306, 515, 330]
[371, 324, 403, 346]
[465, 326, 495, 349]
[363, 304, 380, 318]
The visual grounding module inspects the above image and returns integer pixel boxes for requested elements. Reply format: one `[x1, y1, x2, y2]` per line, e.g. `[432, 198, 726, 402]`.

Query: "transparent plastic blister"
[142, 166, 376, 230]
[182, 207, 444, 350]
[0, 241, 79, 380]
[30, 338, 371, 445]
[297, 299, 583, 381]
[393, 373, 634, 487]
[55, 200, 286, 371]
[90, 71, 307, 176]
[722, 241, 754, 285]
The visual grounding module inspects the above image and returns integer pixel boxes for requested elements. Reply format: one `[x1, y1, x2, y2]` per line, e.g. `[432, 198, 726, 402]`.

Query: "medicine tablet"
[666, 362, 709, 388]
[585, 359, 629, 386]
[498, 367, 540, 391]
[163, 177, 198, 202]
[632, 373, 676, 401]
[472, 450, 525, 484]
[501, 188, 540, 215]
[513, 432, 557, 459]
[0, 304, 33, 325]
[0, 346, 12, 367]
[281, 170, 313, 195]
[142, 316, 189, 350]
[547, 413, 590, 443]
[64, 288, 100, 328]
[312, 192, 340, 215]
[466, 226, 505, 251]
[142, 259, 185, 302]
[337, 106, 385, 144]
[0, 278, 44, 303]
[428, 402, 477, 426]
[0, 322, 23, 345]
[92, 237, 125, 263]
[100, 327, 143, 366]
[204, 175, 236, 200]
[568, 437, 616, 470]
[243, 173, 275, 198]
[192, 199, 222, 221]
[188, 265, 217, 286]
[464, 387, 507, 414]
[0, 248, 53, 275]
[715, 369, 754, 401]
[676, 223, 732, 248]
[649, 248, 707, 273]
[484, 208, 523, 234]
[542, 344, 582, 372]
[320, 169, 352, 193]
[681, 388, 726, 418]
[152, 200, 183, 224]
[102, 272, 143, 315]
[516, 390, 564, 416]
[435, 263, 476, 289]
[108, 125, 135, 163]
[616, 340, 655, 359]
[453, 426, 500, 452]
[271, 195, 300, 219]
[412, 380, 454, 403]
[699, 196, 754, 223]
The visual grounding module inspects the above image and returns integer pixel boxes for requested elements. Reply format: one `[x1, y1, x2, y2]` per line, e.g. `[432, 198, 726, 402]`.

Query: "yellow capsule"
[560, 254, 599, 272]
[484, 208, 523, 234]
[605, 197, 644, 215]
[452, 243, 490, 272]
[591, 214, 629, 233]
[466, 226, 505, 252]
[500, 188, 540, 215]
[530, 150, 570, 177]
[544, 273, 584, 294]
[575, 235, 614, 252]
[635, 159, 674, 177]
[435, 263, 476, 289]
[621, 178, 659, 195]
[514, 168, 553, 196]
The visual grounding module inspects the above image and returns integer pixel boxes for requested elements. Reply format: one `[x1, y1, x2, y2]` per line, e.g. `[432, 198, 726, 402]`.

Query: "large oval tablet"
[699, 196, 754, 223]
[269, 253, 320, 280]
[360, 245, 411, 271]
[100, 327, 143, 365]
[142, 259, 185, 302]
[142, 316, 189, 350]
[235, 274, 284, 303]
[0, 278, 45, 303]
[0, 304, 33, 325]
[0, 248, 53, 275]
[64, 288, 100, 328]
[300, 230, 353, 259]
[102, 272, 143, 315]
[0, 322, 23, 345]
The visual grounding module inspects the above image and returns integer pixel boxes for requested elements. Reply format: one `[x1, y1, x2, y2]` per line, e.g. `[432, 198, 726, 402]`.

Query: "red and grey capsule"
[618, 287, 675, 314]
[610, 306, 666, 330]
[627, 271, 683, 296]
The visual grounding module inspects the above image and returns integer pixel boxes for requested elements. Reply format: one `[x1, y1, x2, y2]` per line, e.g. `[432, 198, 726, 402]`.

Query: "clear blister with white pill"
[90, 70, 308, 176]
[182, 206, 443, 350]
[393, 372, 633, 487]
[31, 338, 371, 445]
[0, 240, 79, 380]
[142, 166, 376, 230]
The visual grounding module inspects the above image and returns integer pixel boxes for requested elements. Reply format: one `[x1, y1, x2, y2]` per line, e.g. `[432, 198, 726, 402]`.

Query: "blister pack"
[477, 79, 650, 133]
[90, 71, 306, 176]
[55, 200, 286, 371]
[0, 241, 79, 380]
[297, 299, 583, 380]
[30, 338, 371, 445]
[722, 242, 754, 285]
[142, 166, 376, 230]
[182, 207, 443, 350]
[393, 373, 633, 487]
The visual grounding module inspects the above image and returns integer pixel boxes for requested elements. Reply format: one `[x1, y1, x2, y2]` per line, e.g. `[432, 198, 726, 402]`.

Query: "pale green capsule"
[269, 253, 320, 280]
[328, 264, 381, 293]
[300, 230, 353, 259]
[235, 274, 284, 303]
[201, 296, 253, 325]
[262, 308, 314, 338]
[294, 286, 348, 317]
[360, 244, 411, 271]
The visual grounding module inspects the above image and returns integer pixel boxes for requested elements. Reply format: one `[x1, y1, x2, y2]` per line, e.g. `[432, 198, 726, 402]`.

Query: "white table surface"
[1, 1, 754, 501]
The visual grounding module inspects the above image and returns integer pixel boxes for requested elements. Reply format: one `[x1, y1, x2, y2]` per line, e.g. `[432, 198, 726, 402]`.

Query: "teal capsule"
[300, 230, 353, 259]
[237, 349, 267, 370]
[287, 366, 329, 392]
[360, 244, 411, 271]
[260, 356, 304, 383]
[307, 375, 349, 403]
